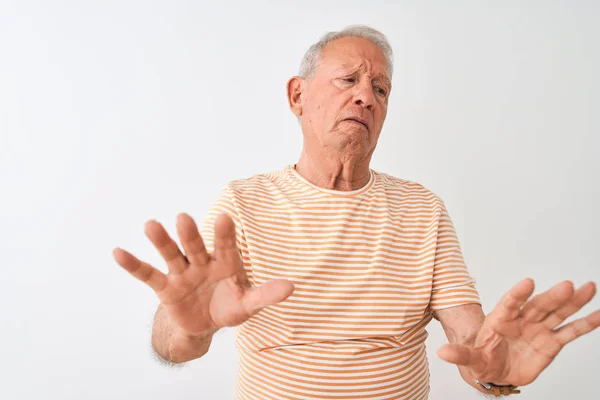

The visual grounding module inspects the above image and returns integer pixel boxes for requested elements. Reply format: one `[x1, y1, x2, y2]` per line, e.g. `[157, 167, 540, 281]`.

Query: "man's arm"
[433, 303, 490, 394]
[151, 304, 217, 365]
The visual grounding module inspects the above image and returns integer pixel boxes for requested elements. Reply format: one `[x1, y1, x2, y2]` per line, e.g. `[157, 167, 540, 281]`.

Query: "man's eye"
[376, 87, 387, 96]
[342, 77, 355, 83]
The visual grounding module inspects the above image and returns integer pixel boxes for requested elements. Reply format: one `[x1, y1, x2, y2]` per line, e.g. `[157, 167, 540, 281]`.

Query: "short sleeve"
[199, 185, 244, 255]
[429, 201, 482, 312]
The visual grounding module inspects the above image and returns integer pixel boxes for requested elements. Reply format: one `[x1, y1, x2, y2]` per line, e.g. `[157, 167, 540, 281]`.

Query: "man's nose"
[353, 82, 375, 110]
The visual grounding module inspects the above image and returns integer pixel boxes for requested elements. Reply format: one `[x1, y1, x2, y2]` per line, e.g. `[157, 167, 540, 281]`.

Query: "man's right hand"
[113, 212, 295, 337]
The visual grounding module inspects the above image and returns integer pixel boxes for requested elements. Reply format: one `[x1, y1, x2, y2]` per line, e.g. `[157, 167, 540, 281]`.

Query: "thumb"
[437, 343, 483, 367]
[242, 279, 295, 316]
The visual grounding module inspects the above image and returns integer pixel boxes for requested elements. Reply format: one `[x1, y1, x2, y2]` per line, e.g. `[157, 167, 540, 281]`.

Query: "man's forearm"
[151, 305, 217, 364]
[434, 305, 491, 393]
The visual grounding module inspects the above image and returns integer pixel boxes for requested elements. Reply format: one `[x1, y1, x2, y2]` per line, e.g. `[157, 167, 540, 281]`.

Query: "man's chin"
[333, 135, 373, 155]
[336, 126, 369, 138]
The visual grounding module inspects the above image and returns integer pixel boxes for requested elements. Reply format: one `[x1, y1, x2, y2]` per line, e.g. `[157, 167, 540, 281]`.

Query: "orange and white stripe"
[201, 164, 481, 399]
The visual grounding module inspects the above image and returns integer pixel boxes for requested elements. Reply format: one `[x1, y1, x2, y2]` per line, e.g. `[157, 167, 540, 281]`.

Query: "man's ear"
[286, 76, 304, 117]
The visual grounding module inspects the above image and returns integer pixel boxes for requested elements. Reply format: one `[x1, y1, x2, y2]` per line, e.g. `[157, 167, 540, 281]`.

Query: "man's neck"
[295, 151, 372, 191]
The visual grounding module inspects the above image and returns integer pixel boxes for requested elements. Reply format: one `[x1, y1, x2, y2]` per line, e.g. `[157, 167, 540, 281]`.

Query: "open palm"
[438, 278, 600, 386]
[113, 213, 294, 336]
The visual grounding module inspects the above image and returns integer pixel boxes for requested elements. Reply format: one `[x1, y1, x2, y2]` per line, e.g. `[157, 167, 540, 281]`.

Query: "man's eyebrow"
[333, 64, 392, 86]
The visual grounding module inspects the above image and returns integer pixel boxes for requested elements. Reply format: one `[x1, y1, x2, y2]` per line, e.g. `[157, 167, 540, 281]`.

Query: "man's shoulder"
[224, 165, 289, 194]
[374, 170, 443, 202]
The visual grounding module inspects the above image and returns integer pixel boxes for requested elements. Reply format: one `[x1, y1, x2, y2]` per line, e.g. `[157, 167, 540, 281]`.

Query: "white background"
[1, 1, 598, 399]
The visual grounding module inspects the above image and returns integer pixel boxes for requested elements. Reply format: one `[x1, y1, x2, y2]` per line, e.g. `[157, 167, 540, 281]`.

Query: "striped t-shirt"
[201, 164, 481, 400]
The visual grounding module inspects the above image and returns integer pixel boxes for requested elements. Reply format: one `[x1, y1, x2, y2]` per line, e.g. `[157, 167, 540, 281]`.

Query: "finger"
[176, 213, 210, 265]
[521, 281, 575, 323]
[241, 279, 295, 316]
[144, 219, 188, 274]
[489, 278, 535, 323]
[543, 282, 597, 330]
[113, 247, 167, 292]
[437, 343, 484, 370]
[213, 213, 240, 262]
[554, 309, 600, 346]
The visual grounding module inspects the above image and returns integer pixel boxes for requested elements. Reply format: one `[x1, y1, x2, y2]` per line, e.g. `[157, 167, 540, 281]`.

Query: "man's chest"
[235, 198, 438, 327]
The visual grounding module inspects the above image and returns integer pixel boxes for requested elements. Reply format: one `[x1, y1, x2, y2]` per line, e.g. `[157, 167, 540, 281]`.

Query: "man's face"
[293, 36, 392, 158]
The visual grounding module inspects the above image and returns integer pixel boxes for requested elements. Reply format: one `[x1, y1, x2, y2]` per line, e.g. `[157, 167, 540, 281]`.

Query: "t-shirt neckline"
[288, 164, 375, 197]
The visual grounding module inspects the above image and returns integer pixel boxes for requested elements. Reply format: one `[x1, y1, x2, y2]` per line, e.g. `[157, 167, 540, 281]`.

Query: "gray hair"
[298, 25, 394, 80]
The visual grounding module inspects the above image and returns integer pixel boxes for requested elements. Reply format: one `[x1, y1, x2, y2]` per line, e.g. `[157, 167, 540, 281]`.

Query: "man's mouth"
[344, 118, 368, 129]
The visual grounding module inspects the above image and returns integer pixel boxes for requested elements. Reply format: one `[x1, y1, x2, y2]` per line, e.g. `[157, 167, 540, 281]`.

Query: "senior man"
[113, 26, 599, 399]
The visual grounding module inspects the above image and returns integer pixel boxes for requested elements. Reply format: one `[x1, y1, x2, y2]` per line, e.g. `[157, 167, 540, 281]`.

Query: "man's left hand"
[437, 278, 600, 386]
